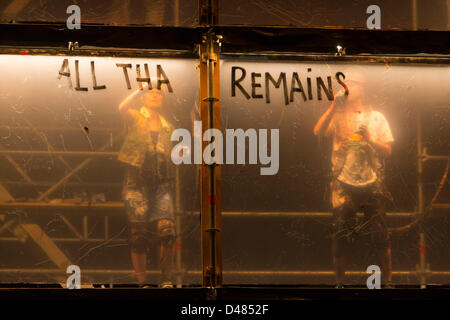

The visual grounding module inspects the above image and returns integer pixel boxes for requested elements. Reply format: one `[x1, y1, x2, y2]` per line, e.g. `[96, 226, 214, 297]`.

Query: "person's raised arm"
[313, 101, 335, 136]
[313, 91, 346, 136]
[118, 83, 149, 113]
[118, 88, 141, 113]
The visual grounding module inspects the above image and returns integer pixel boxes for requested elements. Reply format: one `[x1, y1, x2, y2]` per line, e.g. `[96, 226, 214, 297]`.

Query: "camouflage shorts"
[331, 178, 387, 209]
[330, 179, 390, 251]
[123, 164, 174, 223]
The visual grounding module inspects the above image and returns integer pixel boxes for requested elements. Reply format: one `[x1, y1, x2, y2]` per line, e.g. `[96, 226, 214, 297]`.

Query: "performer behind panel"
[313, 79, 394, 288]
[118, 86, 176, 288]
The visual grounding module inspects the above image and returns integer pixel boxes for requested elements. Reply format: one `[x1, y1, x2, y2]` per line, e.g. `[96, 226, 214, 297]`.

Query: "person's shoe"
[335, 283, 345, 289]
[159, 281, 174, 288]
[383, 282, 395, 289]
[139, 283, 152, 288]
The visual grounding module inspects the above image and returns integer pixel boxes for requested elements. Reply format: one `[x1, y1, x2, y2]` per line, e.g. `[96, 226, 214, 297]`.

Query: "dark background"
[0, 0, 449, 30]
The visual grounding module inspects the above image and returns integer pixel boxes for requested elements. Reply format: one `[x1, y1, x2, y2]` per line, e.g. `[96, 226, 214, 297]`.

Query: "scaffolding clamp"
[205, 265, 220, 294]
[203, 97, 219, 102]
[205, 227, 221, 233]
[67, 41, 79, 55]
[201, 34, 222, 63]
[335, 44, 346, 56]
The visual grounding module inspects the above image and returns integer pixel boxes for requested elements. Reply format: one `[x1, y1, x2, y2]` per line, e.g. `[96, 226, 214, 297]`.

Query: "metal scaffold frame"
[0, 52, 448, 286]
[0, 0, 449, 287]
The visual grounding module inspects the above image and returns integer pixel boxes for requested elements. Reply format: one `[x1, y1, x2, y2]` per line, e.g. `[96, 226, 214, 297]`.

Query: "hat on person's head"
[342, 68, 366, 86]
[143, 88, 163, 97]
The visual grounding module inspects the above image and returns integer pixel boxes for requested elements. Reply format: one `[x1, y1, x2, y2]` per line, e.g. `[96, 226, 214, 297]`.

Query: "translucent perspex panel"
[220, 59, 450, 285]
[218, 0, 450, 30]
[0, 0, 198, 26]
[0, 54, 201, 286]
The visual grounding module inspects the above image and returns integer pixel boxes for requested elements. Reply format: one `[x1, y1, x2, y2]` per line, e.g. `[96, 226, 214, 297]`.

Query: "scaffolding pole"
[416, 107, 428, 288]
[199, 32, 222, 292]
[199, 0, 222, 294]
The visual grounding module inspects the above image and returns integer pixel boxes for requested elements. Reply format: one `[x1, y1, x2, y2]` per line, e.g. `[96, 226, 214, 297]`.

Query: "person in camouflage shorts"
[118, 87, 176, 288]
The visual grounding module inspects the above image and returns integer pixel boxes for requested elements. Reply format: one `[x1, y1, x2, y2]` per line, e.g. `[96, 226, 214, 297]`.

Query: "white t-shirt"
[328, 109, 394, 186]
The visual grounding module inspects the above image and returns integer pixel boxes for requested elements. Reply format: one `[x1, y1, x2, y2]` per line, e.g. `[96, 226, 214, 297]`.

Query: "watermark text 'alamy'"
[171, 121, 279, 176]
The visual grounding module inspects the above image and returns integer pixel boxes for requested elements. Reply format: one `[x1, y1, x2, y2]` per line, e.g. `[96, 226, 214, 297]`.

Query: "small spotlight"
[335, 45, 346, 57]
[67, 41, 79, 54]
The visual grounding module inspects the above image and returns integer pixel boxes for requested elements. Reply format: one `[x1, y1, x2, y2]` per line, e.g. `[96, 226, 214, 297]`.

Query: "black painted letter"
[136, 64, 152, 90]
[91, 61, 106, 90]
[58, 59, 73, 89]
[290, 72, 307, 102]
[75, 60, 88, 91]
[336, 72, 348, 96]
[116, 63, 132, 89]
[265, 72, 288, 105]
[251, 72, 263, 99]
[231, 66, 250, 99]
[316, 76, 333, 101]
[157, 65, 173, 92]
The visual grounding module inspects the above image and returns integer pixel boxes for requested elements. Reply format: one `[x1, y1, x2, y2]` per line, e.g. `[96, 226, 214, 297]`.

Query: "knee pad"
[159, 223, 176, 247]
[130, 233, 148, 253]
[156, 191, 174, 216]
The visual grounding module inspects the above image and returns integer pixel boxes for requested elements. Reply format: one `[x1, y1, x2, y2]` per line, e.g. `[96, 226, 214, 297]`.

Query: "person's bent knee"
[130, 233, 148, 253]
[129, 223, 148, 253]
[158, 220, 176, 247]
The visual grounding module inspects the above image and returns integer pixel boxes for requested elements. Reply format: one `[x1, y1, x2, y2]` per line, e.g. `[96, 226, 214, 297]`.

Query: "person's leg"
[123, 164, 149, 285]
[331, 204, 355, 286]
[364, 194, 392, 285]
[331, 228, 346, 286]
[150, 183, 176, 287]
[130, 222, 148, 284]
[379, 247, 393, 284]
[157, 218, 176, 284]
[331, 181, 356, 287]
[376, 213, 392, 285]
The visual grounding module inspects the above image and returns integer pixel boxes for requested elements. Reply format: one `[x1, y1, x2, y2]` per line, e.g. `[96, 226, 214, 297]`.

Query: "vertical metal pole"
[104, 216, 109, 241]
[208, 34, 217, 289]
[199, 0, 222, 293]
[199, 33, 222, 292]
[417, 110, 427, 288]
[417, 113, 424, 218]
[207, 34, 216, 288]
[175, 165, 183, 288]
[174, 0, 180, 26]
[447, 0, 450, 29]
[199, 0, 218, 26]
[83, 216, 88, 240]
[412, 0, 418, 30]
[419, 233, 427, 288]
